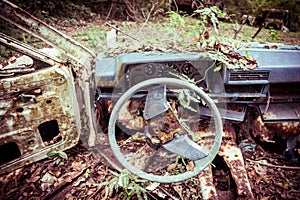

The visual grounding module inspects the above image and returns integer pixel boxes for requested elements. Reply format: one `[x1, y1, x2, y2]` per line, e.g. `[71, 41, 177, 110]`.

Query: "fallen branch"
[252, 14, 267, 39]
[106, 22, 140, 42]
[246, 158, 300, 170]
[252, 25, 264, 39]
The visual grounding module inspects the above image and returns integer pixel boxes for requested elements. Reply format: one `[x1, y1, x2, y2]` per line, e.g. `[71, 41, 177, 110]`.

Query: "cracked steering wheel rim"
[108, 78, 222, 183]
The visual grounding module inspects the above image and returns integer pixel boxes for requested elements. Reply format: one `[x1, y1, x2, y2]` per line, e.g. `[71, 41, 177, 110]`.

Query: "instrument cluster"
[125, 61, 203, 88]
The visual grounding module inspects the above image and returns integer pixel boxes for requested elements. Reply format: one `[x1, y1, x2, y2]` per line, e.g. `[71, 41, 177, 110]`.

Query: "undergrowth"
[97, 169, 148, 200]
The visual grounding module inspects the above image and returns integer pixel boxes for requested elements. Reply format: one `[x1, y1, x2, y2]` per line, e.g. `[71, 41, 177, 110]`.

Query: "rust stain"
[0, 64, 80, 175]
[250, 115, 300, 142]
[198, 165, 218, 200]
[218, 134, 254, 199]
[117, 100, 145, 130]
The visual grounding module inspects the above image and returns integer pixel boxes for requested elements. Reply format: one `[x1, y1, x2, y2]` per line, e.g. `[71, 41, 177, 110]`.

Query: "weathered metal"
[0, 0, 98, 175]
[0, 61, 80, 175]
[0, 0, 98, 148]
[143, 85, 169, 120]
[0, 33, 62, 66]
[198, 165, 218, 200]
[218, 139, 254, 199]
[163, 134, 209, 160]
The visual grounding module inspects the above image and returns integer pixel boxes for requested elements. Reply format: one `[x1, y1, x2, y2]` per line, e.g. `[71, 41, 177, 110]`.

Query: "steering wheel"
[108, 78, 222, 183]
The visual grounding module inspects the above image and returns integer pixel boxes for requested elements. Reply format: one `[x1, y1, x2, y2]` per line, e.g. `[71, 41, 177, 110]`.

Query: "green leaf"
[135, 179, 147, 183]
[122, 175, 129, 187]
[178, 157, 186, 166]
[55, 158, 61, 165]
[109, 170, 120, 177]
[214, 64, 223, 72]
[245, 50, 251, 60]
[111, 179, 119, 190]
[85, 168, 90, 178]
[97, 181, 110, 187]
[47, 150, 58, 157]
[58, 151, 68, 159]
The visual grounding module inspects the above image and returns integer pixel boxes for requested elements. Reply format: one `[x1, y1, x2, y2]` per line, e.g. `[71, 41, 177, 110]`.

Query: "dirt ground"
[1, 117, 300, 199]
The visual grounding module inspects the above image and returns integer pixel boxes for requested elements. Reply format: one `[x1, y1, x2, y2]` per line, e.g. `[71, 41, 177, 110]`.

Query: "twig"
[106, 22, 140, 42]
[158, 186, 180, 200]
[137, 2, 157, 35]
[124, 0, 143, 23]
[105, 1, 114, 20]
[88, 184, 108, 200]
[195, 59, 216, 84]
[233, 16, 247, 39]
[172, 0, 178, 12]
[146, 190, 159, 200]
[246, 158, 300, 170]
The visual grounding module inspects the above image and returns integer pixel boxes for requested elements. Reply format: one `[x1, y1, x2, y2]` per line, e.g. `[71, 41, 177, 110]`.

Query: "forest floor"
[1, 9, 300, 200]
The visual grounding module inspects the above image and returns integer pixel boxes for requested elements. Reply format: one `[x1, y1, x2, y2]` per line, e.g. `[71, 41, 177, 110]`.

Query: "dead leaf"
[274, 182, 289, 190]
[73, 177, 86, 187]
[146, 182, 160, 191]
[246, 63, 257, 69]
[27, 175, 40, 183]
[261, 197, 269, 200]
[173, 185, 183, 199]
[40, 172, 57, 191]
[186, 161, 195, 171]
[253, 163, 267, 176]
[41, 172, 57, 183]
[152, 188, 168, 199]
[167, 163, 177, 171]
[71, 160, 86, 171]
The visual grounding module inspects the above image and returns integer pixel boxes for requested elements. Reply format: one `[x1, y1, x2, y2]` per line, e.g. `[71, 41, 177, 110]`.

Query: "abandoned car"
[0, 1, 299, 194]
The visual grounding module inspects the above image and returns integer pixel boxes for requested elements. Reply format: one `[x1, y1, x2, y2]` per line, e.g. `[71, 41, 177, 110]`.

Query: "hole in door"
[38, 120, 60, 143]
[0, 142, 21, 165]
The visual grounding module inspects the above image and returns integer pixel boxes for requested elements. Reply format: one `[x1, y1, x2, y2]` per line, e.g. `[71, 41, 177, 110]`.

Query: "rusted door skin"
[0, 0, 98, 146]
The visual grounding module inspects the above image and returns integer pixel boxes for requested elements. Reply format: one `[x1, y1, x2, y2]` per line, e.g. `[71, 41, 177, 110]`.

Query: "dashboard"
[95, 52, 215, 89]
[125, 61, 206, 88]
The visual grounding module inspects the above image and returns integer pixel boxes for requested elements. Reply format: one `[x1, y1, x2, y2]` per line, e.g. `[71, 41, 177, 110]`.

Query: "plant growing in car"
[47, 150, 68, 166]
[97, 169, 148, 200]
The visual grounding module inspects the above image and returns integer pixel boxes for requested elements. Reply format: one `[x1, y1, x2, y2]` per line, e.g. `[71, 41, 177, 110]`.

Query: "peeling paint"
[0, 0, 98, 174]
[0, 65, 80, 175]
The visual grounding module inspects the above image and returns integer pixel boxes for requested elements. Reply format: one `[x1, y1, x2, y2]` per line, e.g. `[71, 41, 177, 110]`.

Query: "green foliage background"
[8, 0, 300, 31]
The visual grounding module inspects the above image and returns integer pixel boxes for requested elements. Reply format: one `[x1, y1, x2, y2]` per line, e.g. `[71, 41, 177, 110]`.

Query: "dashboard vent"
[229, 71, 269, 81]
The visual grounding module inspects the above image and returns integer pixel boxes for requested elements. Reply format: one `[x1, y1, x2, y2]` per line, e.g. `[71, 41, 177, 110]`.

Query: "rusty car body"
[0, 0, 300, 192]
[0, 0, 97, 175]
